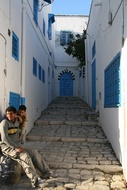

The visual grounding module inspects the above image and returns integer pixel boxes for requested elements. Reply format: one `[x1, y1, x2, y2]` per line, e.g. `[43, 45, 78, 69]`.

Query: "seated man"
[0, 106, 51, 188]
[17, 105, 28, 144]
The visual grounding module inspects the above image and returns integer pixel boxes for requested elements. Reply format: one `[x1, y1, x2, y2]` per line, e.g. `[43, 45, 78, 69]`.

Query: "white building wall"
[0, 0, 55, 134]
[54, 15, 88, 97]
[85, 0, 127, 180]
[0, 0, 22, 116]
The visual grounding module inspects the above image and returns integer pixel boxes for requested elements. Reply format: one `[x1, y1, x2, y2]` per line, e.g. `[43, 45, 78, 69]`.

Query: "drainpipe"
[0, 33, 7, 111]
[20, 0, 26, 104]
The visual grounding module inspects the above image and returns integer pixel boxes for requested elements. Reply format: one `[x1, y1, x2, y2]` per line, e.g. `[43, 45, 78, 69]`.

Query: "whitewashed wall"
[0, 0, 55, 134]
[85, 0, 127, 180]
[0, 0, 22, 117]
[54, 15, 88, 97]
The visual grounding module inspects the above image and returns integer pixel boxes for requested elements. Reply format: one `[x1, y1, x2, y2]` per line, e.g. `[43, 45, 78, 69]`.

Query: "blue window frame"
[43, 19, 46, 36]
[92, 41, 96, 59]
[48, 14, 55, 40]
[42, 69, 45, 83]
[38, 64, 42, 80]
[33, 57, 37, 77]
[33, 0, 38, 25]
[60, 31, 71, 46]
[104, 52, 121, 107]
[12, 32, 19, 61]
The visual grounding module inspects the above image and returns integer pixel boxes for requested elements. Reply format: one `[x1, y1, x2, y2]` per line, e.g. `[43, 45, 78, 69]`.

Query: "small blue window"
[42, 69, 45, 83]
[104, 52, 121, 107]
[33, 57, 37, 77]
[38, 64, 42, 80]
[12, 32, 19, 61]
[60, 31, 71, 46]
[43, 19, 46, 36]
[52, 70, 54, 78]
[33, 0, 38, 25]
[48, 14, 55, 40]
[92, 41, 96, 59]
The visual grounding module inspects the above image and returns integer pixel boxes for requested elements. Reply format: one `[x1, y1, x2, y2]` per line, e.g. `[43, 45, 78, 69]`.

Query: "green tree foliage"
[64, 30, 86, 67]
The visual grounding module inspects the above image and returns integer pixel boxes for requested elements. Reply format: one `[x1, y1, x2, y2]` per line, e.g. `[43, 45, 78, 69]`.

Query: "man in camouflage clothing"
[0, 106, 51, 188]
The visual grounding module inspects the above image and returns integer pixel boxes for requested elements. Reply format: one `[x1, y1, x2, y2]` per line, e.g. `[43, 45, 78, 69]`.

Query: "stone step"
[48, 162, 123, 174]
[35, 119, 98, 125]
[27, 124, 106, 143]
[26, 141, 123, 175]
[27, 136, 108, 143]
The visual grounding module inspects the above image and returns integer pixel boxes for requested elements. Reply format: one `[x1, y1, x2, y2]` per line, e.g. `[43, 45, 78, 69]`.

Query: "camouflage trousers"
[1, 145, 49, 186]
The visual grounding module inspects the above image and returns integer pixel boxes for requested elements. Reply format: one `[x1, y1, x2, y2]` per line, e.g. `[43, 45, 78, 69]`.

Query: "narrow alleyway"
[1, 97, 127, 190]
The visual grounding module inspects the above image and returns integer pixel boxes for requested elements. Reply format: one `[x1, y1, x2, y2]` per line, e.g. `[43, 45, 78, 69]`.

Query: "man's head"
[18, 105, 27, 117]
[5, 106, 17, 121]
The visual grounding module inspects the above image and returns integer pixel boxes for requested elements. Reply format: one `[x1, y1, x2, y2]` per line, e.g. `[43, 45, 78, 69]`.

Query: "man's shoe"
[32, 177, 48, 188]
[42, 171, 57, 179]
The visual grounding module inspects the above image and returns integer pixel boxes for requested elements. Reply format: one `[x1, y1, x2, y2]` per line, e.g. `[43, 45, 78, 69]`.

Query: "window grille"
[60, 31, 71, 46]
[12, 32, 19, 61]
[33, 57, 37, 77]
[104, 52, 121, 107]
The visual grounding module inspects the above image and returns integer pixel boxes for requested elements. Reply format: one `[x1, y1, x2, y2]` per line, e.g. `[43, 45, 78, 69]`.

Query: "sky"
[52, 0, 92, 16]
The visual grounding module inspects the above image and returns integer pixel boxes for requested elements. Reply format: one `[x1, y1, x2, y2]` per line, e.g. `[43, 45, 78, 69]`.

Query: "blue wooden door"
[60, 73, 73, 96]
[92, 59, 96, 109]
[9, 92, 20, 110]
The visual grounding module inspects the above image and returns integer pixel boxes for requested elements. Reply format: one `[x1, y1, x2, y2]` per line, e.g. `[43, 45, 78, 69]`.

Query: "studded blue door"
[60, 73, 73, 96]
[92, 59, 96, 109]
[9, 92, 20, 110]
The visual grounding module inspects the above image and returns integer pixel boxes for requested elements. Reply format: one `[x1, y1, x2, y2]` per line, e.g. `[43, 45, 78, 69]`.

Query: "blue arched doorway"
[60, 72, 73, 96]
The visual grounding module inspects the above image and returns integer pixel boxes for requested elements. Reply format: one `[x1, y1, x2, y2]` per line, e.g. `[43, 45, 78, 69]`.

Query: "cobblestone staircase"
[26, 97, 126, 190]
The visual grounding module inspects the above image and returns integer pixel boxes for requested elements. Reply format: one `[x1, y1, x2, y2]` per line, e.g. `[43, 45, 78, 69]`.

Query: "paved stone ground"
[0, 97, 127, 190]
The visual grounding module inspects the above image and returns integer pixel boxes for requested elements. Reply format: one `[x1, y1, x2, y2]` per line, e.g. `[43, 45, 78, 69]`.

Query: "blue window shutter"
[48, 19, 52, 40]
[38, 64, 42, 80]
[42, 69, 45, 83]
[92, 59, 96, 109]
[92, 41, 96, 59]
[48, 14, 55, 40]
[21, 97, 26, 105]
[33, 0, 38, 24]
[12, 32, 19, 61]
[9, 92, 20, 110]
[104, 52, 121, 107]
[33, 57, 37, 77]
[43, 19, 46, 36]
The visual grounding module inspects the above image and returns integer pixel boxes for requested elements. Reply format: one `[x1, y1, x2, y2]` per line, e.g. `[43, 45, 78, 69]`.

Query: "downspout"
[20, 0, 24, 99]
[20, 0, 27, 105]
[0, 33, 7, 111]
